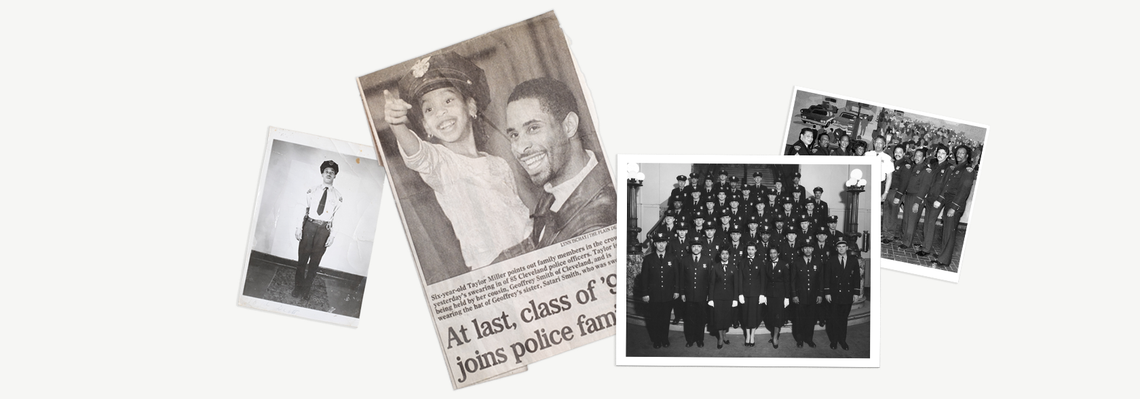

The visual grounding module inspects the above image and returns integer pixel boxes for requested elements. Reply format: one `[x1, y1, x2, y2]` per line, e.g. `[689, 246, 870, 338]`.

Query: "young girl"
[383, 51, 531, 269]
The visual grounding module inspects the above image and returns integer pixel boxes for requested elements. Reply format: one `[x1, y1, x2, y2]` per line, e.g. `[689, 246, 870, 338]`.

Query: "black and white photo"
[237, 127, 387, 327]
[357, 12, 617, 388]
[616, 155, 879, 367]
[781, 88, 987, 283]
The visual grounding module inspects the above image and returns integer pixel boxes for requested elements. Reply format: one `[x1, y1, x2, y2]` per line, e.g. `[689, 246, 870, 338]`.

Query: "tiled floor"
[881, 214, 965, 272]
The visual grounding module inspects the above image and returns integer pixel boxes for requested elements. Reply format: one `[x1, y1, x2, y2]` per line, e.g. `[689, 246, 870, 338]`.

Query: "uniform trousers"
[920, 203, 945, 250]
[296, 217, 331, 295]
[671, 297, 685, 323]
[683, 302, 708, 344]
[900, 194, 924, 247]
[792, 302, 817, 344]
[826, 303, 853, 344]
[883, 192, 901, 238]
[935, 210, 963, 265]
[646, 302, 673, 344]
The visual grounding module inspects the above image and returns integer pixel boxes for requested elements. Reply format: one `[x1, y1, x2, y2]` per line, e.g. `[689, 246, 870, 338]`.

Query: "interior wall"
[799, 163, 872, 240]
[632, 163, 692, 242]
[251, 139, 387, 277]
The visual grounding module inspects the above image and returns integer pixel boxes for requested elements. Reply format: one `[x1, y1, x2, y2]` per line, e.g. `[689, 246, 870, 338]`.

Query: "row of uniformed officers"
[638, 229, 863, 350]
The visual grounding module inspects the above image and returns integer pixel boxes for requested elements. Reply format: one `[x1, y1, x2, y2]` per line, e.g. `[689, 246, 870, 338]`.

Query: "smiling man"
[504, 77, 616, 248]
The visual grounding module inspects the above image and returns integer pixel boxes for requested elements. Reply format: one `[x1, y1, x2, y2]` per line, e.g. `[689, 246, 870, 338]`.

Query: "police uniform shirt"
[305, 184, 343, 222]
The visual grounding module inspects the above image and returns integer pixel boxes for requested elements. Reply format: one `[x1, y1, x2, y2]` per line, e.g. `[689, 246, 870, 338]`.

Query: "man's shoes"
[830, 342, 838, 349]
[881, 238, 893, 244]
[290, 289, 300, 298]
[897, 244, 909, 250]
[663, 341, 670, 348]
[916, 250, 929, 257]
[671, 319, 680, 325]
[696, 341, 704, 348]
[686, 342, 693, 348]
[840, 341, 849, 350]
[301, 291, 311, 301]
[653, 343, 661, 349]
[807, 341, 816, 348]
[797, 341, 803, 348]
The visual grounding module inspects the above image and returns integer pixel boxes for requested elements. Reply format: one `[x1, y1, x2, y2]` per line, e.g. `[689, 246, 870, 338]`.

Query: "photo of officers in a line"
[784, 90, 984, 273]
[628, 166, 869, 357]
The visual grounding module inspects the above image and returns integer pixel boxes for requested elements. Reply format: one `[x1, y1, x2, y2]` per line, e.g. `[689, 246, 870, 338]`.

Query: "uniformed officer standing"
[810, 186, 829, 218]
[762, 247, 792, 349]
[917, 144, 953, 257]
[882, 146, 910, 243]
[670, 175, 688, 201]
[899, 157, 937, 251]
[708, 248, 740, 349]
[737, 243, 766, 347]
[294, 160, 343, 300]
[822, 240, 862, 350]
[639, 232, 680, 348]
[791, 244, 822, 348]
[668, 221, 691, 325]
[680, 241, 711, 347]
[931, 145, 976, 269]
[779, 229, 801, 262]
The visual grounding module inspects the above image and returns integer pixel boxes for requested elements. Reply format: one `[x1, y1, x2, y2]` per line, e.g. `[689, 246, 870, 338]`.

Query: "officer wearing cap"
[667, 221, 692, 258]
[808, 226, 831, 257]
[764, 189, 780, 211]
[789, 172, 806, 198]
[701, 174, 716, 202]
[810, 186, 829, 219]
[727, 175, 742, 196]
[795, 215, 815, 246]
[714, 170, 730, 193]
[755, 224, 776, 257]
[699, 221, 723, 255]
[779, 197, 797, 221]
[740, 184, 755, 209]
[742, 215, 763, 244]
[772, 214, 789, 243]
[293, 160, 343, 300]
[822, 239, 862, 350]
[680, 239, 712, 347]
[682, 172, 701, 197]
[803, 201, 821, 228]
[724, 194, 746, 221]
[639, 232, 680, 348]
[752, 199, 770, 224]
[688, 190, 704, 215]
[670, 175, 688, 202]
[791, 241, 822, 348]
[689, 209, 708, 234]
[725, 223, 747, 262]
[752, 171, 766, 194]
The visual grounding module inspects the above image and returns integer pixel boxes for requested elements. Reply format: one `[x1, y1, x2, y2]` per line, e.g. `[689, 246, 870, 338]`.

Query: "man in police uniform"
[670, 175, 688, 201]
[931, 145, 977, 269]
[810, 186, 829, 218]
[822, 240, 862, 350]
[639, 232, 680, 348]
[791, 244, 822, 348]
[680, 240, 712, 347]
[787, 127, 816, 155]
[294, 160, 343, 300]
[917, 144, 953, 257]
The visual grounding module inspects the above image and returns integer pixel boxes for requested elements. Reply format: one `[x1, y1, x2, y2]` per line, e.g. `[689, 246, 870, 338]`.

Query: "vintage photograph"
[616, 155, 879, 367]
[782, 88, 987, 283]
[237, 127, 387, 327]
[357, 12, 617, 388]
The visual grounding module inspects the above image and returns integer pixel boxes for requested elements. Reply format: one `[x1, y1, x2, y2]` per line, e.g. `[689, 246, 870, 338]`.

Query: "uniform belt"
[305, 216, 332, 226]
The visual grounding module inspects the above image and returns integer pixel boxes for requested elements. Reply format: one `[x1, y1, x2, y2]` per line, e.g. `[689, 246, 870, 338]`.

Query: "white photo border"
[615, 154, 880, 367]
[781, 87, 990, 284]
[236, 126, 385, 327]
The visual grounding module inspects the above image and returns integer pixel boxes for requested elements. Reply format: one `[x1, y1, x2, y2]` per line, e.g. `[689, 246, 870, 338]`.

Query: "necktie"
[317, 187, 328, 215]
[841, 256, 845, 268]
[694, 255, 698, 262]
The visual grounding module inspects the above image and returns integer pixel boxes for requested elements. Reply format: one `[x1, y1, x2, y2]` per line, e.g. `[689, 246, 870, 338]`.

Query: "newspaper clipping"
[356, 12, 617, 388]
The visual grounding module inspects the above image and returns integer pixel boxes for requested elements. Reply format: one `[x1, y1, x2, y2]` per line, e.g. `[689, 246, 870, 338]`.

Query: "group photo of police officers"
[628, 165, 869, 357]
[784, 90, 984, 273]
